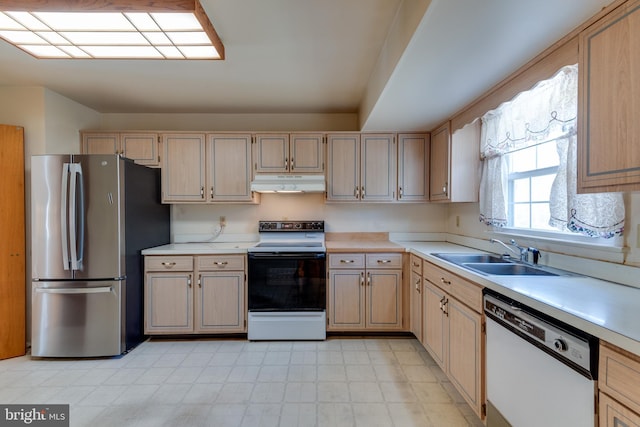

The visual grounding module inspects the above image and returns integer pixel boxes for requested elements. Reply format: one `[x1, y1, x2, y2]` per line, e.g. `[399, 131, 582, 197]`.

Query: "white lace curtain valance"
[478, 64, 625, 238]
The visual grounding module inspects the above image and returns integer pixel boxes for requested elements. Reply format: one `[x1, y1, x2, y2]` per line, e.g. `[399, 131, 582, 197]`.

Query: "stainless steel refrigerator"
[31, 154, 170, 357]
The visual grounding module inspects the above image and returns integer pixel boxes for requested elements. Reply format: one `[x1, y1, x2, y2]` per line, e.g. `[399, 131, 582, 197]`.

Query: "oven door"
[248, 252, 326, 311]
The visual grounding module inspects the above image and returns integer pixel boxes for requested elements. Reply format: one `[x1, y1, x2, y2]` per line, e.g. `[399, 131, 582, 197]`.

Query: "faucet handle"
[528, 248, 541, 264]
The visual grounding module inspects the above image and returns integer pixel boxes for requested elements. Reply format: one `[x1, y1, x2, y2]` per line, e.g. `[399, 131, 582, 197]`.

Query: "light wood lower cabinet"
[599, 341, 640, 426]
[422, 260, 485, 420]
[327, 253, 403, 331]
[409, 254, 423, 342]
[145, 254, 246, 334]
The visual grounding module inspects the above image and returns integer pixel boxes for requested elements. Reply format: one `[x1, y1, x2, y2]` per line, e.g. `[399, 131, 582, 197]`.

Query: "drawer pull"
[360, 272, 365, 286]
[412, 262, 420, 267]
[440, 277, 451, 285]
[213, 261, 229, 266]
[377, 259, 392, 264]
[340, 259, 355, 264]
[161, 262, 176, 268]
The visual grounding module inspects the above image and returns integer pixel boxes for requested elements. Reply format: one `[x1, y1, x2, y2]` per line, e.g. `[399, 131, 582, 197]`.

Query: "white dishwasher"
[484, 291, 598, 427]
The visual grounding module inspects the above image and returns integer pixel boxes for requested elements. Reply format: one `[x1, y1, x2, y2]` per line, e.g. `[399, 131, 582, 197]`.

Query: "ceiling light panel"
[0, 1, 224, 60]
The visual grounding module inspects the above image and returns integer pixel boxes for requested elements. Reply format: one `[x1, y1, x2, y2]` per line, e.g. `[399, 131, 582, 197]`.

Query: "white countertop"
[141, 239, 640, 355]
[402, 241, 640, 356]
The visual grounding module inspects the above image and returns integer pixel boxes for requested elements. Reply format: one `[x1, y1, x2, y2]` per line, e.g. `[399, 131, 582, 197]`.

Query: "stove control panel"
[259, 221, 324, 232]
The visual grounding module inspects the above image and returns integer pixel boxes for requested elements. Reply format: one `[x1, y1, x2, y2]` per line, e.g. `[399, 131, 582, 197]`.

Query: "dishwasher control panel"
[484, 293, 594, 374]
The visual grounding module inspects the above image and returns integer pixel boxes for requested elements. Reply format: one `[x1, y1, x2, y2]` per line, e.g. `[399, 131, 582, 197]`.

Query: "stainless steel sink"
[463, 262, 559, 276]
[432, 253, 510, 264]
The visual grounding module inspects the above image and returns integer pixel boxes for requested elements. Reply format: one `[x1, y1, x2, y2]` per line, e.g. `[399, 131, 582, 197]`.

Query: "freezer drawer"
[31, 281, 123, 357]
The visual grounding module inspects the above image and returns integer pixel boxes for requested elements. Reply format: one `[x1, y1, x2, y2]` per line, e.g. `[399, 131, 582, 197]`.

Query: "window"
[479, 64, 625, 240]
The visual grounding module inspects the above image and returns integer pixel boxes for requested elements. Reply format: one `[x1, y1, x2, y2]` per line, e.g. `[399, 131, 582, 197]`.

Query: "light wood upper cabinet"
[578, 0, 640, 193]
[429, 121, 480, 202]
[254, 133, 324, 174]
[398, 133, 430, 202]
[326, 133, 396, 202]
[82, 131, 160, 166]
[207, 134, 255, 202]
[161, 133, 206, 203]
[162, 133, 256, 204]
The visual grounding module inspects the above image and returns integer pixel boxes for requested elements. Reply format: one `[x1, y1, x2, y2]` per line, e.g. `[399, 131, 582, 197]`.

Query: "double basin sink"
[432, 253, 570, 277]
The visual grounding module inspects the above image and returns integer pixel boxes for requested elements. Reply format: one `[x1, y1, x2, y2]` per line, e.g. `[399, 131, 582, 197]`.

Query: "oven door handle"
[248, 252, 326, 260]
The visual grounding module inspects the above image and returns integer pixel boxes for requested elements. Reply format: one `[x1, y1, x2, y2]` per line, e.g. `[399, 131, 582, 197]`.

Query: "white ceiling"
[0, 0, 613, 131]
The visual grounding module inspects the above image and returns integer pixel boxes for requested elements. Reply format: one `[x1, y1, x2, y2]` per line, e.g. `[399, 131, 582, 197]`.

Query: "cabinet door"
[410, 271, 423, 341]
[448, 297, 484, 418]
[398, 133, 429, 202]
[254, 133, 289, 173]
[423, 281, 447, 368]
[195, 271, 245, 333]
[290, 133, 324, 173]
[430, 123, 451, 201]
[579, 1, 640, 193]
[366, 269, 402, 329]
[121, 133, 159, 166]
[328, 269, 365, 329]
[600, 392, 640, 427]
[162, 133, 206, 203]
[326, 134, 360, 201]
[145, 272, 193, 333]
[207, 134, 254, 202]
[361, 133, 396, 202]
[82, 133, 119, 155]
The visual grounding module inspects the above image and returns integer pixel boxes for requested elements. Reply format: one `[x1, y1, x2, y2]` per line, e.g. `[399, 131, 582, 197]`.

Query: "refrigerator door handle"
[68, 163, 85, 271]
[34, 286, 114, 295]
[61, 163, 71, 270]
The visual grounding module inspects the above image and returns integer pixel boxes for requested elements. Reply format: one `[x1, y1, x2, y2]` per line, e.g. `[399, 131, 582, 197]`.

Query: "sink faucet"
[490, 238, 541, 264]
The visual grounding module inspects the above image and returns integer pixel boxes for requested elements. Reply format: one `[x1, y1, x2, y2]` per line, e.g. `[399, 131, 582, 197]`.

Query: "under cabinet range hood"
[250, 174, 325, 193]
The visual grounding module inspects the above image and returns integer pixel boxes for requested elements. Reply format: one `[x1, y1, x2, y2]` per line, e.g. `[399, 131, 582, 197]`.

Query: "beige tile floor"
[0, 337, 484, 427]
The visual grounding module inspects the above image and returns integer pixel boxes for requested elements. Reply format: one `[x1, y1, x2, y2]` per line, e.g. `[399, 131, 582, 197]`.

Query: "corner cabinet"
[578, 0, 640, 193]
[161, 133, 257, 204]
[144, 254, 246, 334]
[81, 131, 160, 167]
[326, 133, 396, 202]
[422, 260, 485, 420]
[327, 253, 403, 331]
[253, 133, 324, 174]
[429, 121, 480, 202]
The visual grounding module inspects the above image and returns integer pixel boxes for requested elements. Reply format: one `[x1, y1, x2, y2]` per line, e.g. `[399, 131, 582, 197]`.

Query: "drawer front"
[600, 342, 640, 415]
[145, 256, 193, 271]
[197, 255, 245, 271]
[600, 392, 640, 427]
[366, 253, 403, 269]
[329, 253, 365, 269]
[423, 261, 483, 313]
[410, 254, 423, 275]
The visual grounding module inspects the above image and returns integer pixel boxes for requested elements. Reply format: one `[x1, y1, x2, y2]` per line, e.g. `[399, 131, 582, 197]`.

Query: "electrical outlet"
[220, 216, 226, 226]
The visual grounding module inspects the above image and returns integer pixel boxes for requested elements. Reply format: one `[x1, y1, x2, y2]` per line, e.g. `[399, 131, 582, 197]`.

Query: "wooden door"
[254, 133, 289, 173]
[423, 281, 447, 368]
[328, 269, 365, 329]
[290, 133, 324, 173]
[448, 297, 484, 419]
[145, 272, 193, 333]
[366, 269, 402, 329]
[121, 133, 159, 166]
[82, 132, 119, 155]
[578, 1, 640, 193]
[410, 271, 423, 341]
[430, 123, 451, 201]
[326, 134, 360, 201]
[0, 125, 25, 359]
[207, 134, 253, 202]
[161, 133, 206, 202]
[195, 271, 245, 333]
[360, 133, 396, 202]
[398, 133, 430, 202]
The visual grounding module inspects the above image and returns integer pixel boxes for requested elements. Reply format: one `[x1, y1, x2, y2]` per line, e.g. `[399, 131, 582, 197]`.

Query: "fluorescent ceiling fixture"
[0, 0, 224, 60]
